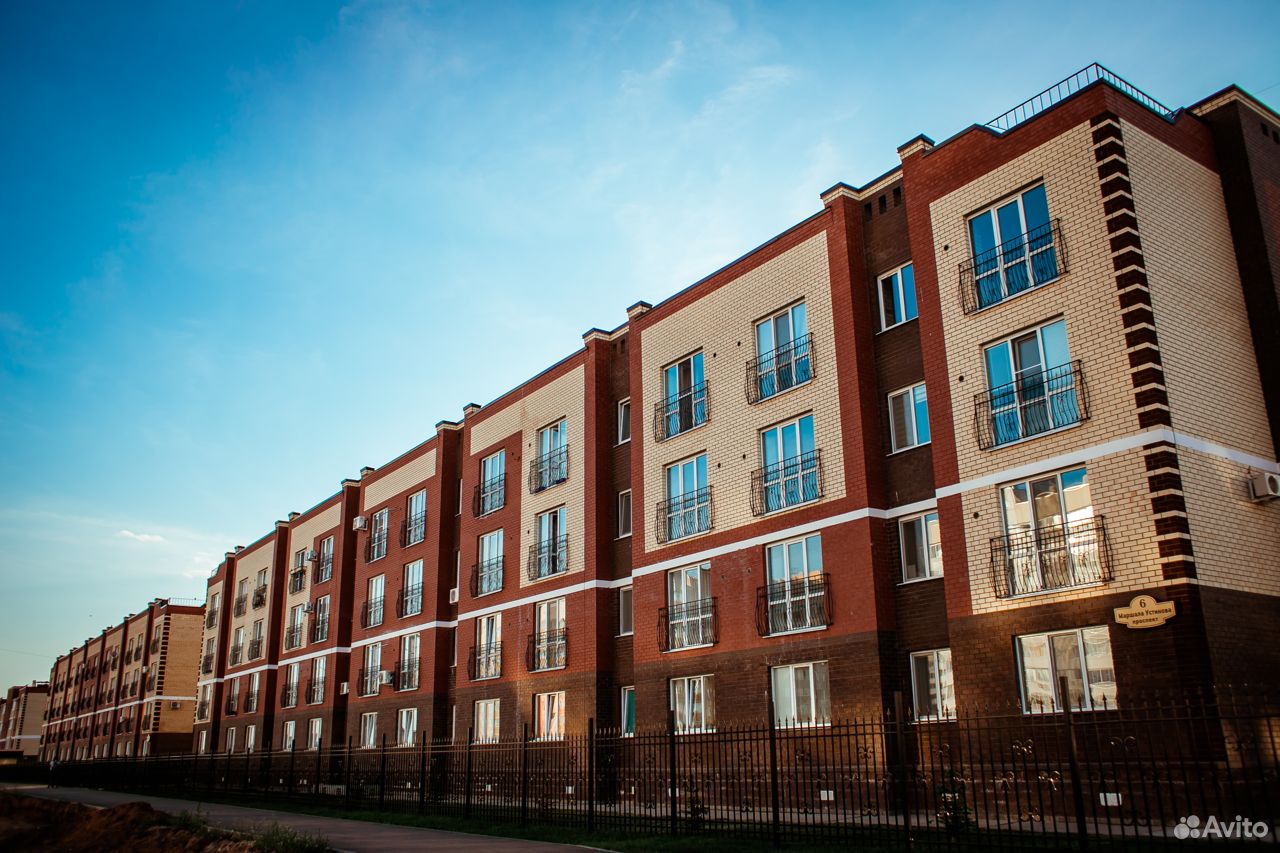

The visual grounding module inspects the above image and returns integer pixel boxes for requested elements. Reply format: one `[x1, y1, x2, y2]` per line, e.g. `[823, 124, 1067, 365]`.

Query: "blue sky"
[1, 0, 1277, 690]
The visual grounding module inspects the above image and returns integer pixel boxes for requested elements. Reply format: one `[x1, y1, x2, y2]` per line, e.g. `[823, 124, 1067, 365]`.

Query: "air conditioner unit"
[1248, 470, 1280, 502]
[304, 550, 318, 562]
[339, 682, 349, 695]
[449, 588, 459, 604]
[352, 516, 368, 530]
[169, 701, 181, 710]
[378, 670, 395, 686]
[302, 602, 314, 613]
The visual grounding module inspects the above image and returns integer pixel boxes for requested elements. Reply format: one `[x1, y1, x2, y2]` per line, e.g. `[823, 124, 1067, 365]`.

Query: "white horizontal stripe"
[351, 622, 454, 651]
[40, 695, 198, 724]
[198, 647, 348, 687]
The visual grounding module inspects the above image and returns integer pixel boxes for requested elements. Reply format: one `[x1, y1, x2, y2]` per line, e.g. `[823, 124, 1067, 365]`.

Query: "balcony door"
[984, 320, 1075, 445]
[755, 303, 810, 399]
[999, 467, 1099, 595]
[665, 454, 709, 540]
[662, 352, 706, 436]
[760, 415, 818, 512]
[968, 184, 1056, 307]
[765, 534, 825, 633]
[667, 564, 712, 648]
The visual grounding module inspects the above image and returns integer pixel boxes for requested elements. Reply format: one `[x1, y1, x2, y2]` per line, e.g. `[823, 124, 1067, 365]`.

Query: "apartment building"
[40, 598, 203, 760]
[0, 682, 49, 758]
[180, 66, 1279, 755]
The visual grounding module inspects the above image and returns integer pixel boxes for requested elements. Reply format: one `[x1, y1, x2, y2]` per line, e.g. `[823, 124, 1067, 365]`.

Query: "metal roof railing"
[987, 63, 1175, 134]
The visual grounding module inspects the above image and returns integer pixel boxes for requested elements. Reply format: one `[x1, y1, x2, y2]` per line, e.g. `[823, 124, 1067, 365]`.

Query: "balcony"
[150, 637, 160, 654]
[224, 693, 239, 715]
[361, 597, 385, 629]
[357, 667, 381, 697]
[280, 683, 298, 708]
[205, 609, 219, 629]
[313, 555, 333, 584]
[289, 569, 306, 595]
[397, 584, 423, 618]
[229, 644, 243, 666]
[365, 529, 388, 563]
[659, 598, 717, 651]
[311, 617, 329, 644]
[201, 653, 214, 674]
[653, 382, 709, 441]
[244, 690, 259, 714]
[233, 595, 248, 617]
[196, 700, 210, 721]
[750, 450, 823, 516]
[283, 626, 304, 651]
[248, 638, 263, 660]
[474, 474, 506, 516]
[991, 516, 1111, 599]
[528, 446, 569, 493]
[146, 674, 157, 692]
[468, 643, 502, 680]
[746, 334, 813, 404]
[960, 219, 1065, 314]
[401, 512, 426, 547]
[252, 585, 268, 610]
[655, 487, 713, 544]
[975, 360, 1089, 450]
[396, 657, 419, 691]
[470, 556, 503, 597]
[307, 678, 325, 704]
[526, 535, 569, 582]
[756, 574, 831, 636]
[526, 629, 567, 672]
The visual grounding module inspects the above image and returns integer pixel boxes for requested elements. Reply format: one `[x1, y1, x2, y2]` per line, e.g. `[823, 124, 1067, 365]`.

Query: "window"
[286, 604, 306, 650]
[361, 643, 382, 696]
[763, 534, 827, 634]
[772, 661, 831, 726]
[533, 419, 569, 491]
[888, 384, 930, 451]
[248, 672, 260, 712]
[900, 512, 943, 581]
[475, 614, 501, 679]
[479, 451, 505, 514]
[369, 508, 389, 561]
[399, 634, 420, 690]
[397, 708, 418, 746]
[401, 560, 423, 617]
[256, 568, 268, 590]
[968, 184, 1058, 309]
[226, 727, 236, 753]
[360, 712, 378, 749]
[534, 691, 565, 740]
[474, 699, 500, 743]
[910, 649, 954, 720]
[365, 575, 385, 627]
[620, 686, 635, 736]
[658, 352, 707, 439]
[754, 302, 811, 400]
[982, 319, 1079, 446]
[532, 507, 568, 578]
[245, 725, 256, 753]
[309, 657, 326, 704]
[307, 718, 323, 750]
[282, 663, 299, 707]
[998, 466, 1102, 596]
[283, 720, 296, 751]
[758, 415, 820, 512]
[250, 620, 264, 658]
[662, 454, 710, 541]
[532, 598, 567, 670]
[617, 490, 632, 538]
[312, 595, 330, 643]
[474, 530, 503, 596]
[317, 535, 334, 582]
[198, 730, 208, 754]
[405, 490, 426, 545]
[231, 626, 244, 665]
[666, 564, 713, 649]
[670, 675, 714, 733]
[1018, 627, 1116, 712]
[879, 262, 918, 330]
[618, 586, 633, 636]
[617, 399, 631, 444]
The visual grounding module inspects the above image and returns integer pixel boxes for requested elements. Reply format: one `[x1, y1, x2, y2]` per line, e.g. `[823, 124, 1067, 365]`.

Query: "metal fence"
[40, 684, 1280, 850]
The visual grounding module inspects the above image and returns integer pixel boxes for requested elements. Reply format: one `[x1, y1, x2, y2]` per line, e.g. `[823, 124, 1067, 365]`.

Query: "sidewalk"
[1, 783, 587, 852]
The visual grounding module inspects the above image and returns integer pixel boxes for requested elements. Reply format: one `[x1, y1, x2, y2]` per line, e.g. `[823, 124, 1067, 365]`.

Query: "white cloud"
[115, 529, 166, 543]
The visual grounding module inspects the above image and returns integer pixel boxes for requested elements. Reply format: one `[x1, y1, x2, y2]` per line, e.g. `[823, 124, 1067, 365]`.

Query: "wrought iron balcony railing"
[746, 334, 813, 404]
[659, 597, 718, 652]
[474, 474, 506, 516]
[357, 667, 381, 697]
[396, 657, 419, 691]
[361, 597, 385, 629]
[200, 653, 214, 674]
[468, 642, 502, 680]
[960, 219, 1065, 314]
[526, 629, 567, 672]
[365, 530, 388, 563]
[311, 617, 329, 644]
[397, 584, 423, 618]
[196, 700, 210, 721]
[470, 556, 504, 597]
[228, 644, 243, 666]
[314, 555, 333, 584]
[750, 450, 823, 516]
[526, 535, 569, 581]
[401, 513, 427, 547]
[756, 574, 831, 636]
[283, 626, 304, 651]
[233, 595, 247, 617]
[252, 585, 268, 609]
[280, 683, 298, 708]
[975, 360, 1088, 450]
[655, 486, 713, 544]
[289, 569, 306, 594]
[528, 446, 569, 493]
[653, 381, 709, 441]
[991, 516, 1111, 599]
[205, 609, 219, 629]
[248, 638, 263, 660]
[307, 678, 325, 705]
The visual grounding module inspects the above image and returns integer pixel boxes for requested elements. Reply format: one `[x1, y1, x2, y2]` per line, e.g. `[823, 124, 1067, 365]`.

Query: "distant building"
[0, 682, 49, 758]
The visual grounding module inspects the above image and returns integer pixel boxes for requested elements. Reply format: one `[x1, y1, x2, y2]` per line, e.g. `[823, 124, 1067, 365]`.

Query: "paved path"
[1, 784, 589, 852]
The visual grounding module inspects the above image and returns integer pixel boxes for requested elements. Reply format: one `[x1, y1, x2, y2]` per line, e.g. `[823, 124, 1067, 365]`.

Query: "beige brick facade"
[363, 451, 437, 512]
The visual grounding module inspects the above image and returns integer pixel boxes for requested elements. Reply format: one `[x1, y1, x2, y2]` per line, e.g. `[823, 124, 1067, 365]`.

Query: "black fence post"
[288, 742, 297, 800]
[587, 718, 596, 833]
[418, 730, 427, 813]
[344, 737, 353, 809]
[464, 726, 474, 820]
[1060, 675, 1090, 851]
[379, 733, 387, 812]
[767, 687, 781, 847]
[894, 690, 913, 852]
[667, 708, 678, 837]
[520, 722, 529, 825]
[224, 747, 231, 797]
[314, 742, 322, 799]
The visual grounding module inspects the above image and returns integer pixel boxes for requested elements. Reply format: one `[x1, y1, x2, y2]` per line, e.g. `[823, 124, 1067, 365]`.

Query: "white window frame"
[397, 707, 418, 746]
[753, 301, 812, 401]
[402, 560, 423, 617]
[763, 533, 826, 635]
[899, 511, 943, 582]
[225, 727, 236, 753]
[246, 723, 257, 753]
[617, 490, 632, 539]
[771, 661, 831, 727]
[617, 398, 631, 444]
[360, 712, 378, 749]
[479, 450, 505, 515]
[476, 529, 503, 596]
[405, 489, 427, 546]
[666, 563, 713, 650]
[474, 699, 500, 743]
[758, 414, 819, 512]
[283, 720, 297, 751]
[367, 574, 385, 627]
[617, 586, 633, 637]
[307, 717, 323, 750]
[313, 594, 330, 642]
[877, 261, 917, 331]
[370, 508, 389, 561]
[888, 382, 930, 452]
[910, 649, 955, 721]
[1017, 626, 1116, 714]
[399, 633, 419, 691]
[620, 686, 635, 737]
[318, 535, 334, 582]
[533, 691, 565, 741]
[670, 674, 714, 734]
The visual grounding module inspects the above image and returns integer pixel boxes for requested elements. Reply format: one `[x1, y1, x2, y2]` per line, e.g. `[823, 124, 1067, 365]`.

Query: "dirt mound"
[0, 795, 255, 852]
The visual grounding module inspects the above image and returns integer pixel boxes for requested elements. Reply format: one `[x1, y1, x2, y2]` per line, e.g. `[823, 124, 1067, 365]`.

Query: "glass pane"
[1021, 185, 1050, 232]
[761, 428, 780, 468]
[756, 317, 774, 355]
[925, 513, 942, 576]
[702, 677, 715, 729]
[880, 273, 900, 327]
[1051, 633, 1086, 711]
[792, 302, 807, 338]
[1082, 627, 1117, 709]
[805, 535, 822, 573]
[793, 665, 813, 725]
[771, 668, 792, 724]
[902, 519, 923, 580]
[781, 422, 798, 460]
[900, 264, 917, 321]
[1040, 320, 1070, 369]
[798, 415, 815, 454]
[690, 352, 704, 387]
[812, 661, 830, 723]
[1001, 483, 1032, 533]
[936, 650, 954, 716]
[786, 541, 804, 579]
[1019, 635, 1054, 712]
[766, 545, 784, 584]
[911, 654, 937, 718]
[890, 392, 911, 449]
[969, 211, 996, 256]
[773, 312, 792, 349]
[997, 199, 1025, 241]
[1060, 468, 1092, 521]
[1031, 476, 1063, 529]
[913, 386, 930, 445]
